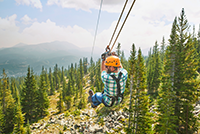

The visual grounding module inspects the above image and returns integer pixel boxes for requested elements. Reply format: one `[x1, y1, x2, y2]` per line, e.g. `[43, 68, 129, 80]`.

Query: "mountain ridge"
[0, 41, 102, 77]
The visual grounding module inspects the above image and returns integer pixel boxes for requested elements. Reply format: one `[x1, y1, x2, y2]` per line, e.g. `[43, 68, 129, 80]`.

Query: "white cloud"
[20, 15, 37, 25]
[15, 0, 43, 11]
[0, 14, 21, 48]
[0, 15, 94, 48]
[47, 0, 96, 12]
[1, 0, 199, 56]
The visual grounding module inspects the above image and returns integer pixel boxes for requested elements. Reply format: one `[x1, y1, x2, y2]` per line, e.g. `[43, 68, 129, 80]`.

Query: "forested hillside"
[0, 8, 200, 134]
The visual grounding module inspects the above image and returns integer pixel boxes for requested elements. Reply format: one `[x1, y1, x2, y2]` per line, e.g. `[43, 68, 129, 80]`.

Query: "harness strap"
[103, 72, 123, 107]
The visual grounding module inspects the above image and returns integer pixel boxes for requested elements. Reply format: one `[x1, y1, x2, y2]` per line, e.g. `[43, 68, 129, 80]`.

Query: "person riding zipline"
[88, 53, 128, 108]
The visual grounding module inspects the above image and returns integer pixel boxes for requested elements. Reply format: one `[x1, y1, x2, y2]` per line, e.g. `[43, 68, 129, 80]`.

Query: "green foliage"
[13, 104, 26, 134]
[65, 110, 70, 117]
[64, 96, 72, 110]
[36, 69, 50, 116]
[127, 48, 154, 134]
[26, 119, 31, 134]
[78, 93, 87, 109]
[146, 41, 162, 100]
[0, 69, 16, 133]
[21, 67, 38, 120]
[99, 117, 104, 126]
[57, 91, 64, 113]
[72, 109, 81, 116]
[0, 106, 5, 133]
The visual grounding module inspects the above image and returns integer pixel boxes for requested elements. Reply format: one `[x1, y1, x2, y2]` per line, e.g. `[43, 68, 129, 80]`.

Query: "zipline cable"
[107, 0, 128, 48]
[91, 0, 103, 58]
[109, 0, 136, 52]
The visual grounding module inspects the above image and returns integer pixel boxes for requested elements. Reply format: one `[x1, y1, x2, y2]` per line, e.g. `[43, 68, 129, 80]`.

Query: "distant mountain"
[13, 43, 28, 48]
[0, 41, 102, 77]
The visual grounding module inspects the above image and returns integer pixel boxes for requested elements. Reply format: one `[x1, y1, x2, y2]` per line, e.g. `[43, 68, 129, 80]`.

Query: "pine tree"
[160, 36, 166, 65]
[79, 58, 84, 81]
[90, 57, 95, 86]
[155, 47, 177, 134]
[78, 93, 86, 109]
[126, 43, 137, 132]
[116, 43, 121, 57]
[65, 96, 72, 110]
[36, 68, 50, 117]
[54, 64, 60, 90]
[0, 106, 4, 133]
[132, 48, 154, 134]
[166, 8, 199, 133]
[151, 41, 162, 99]
[10, 78, 18, 100]
[62, 73, 67, 100]
[26, 119, 31, 134]
[121, 50, 128, 70]
[0, 69, 16, 133]
[57, 91, 64, 113]
[44, 68, 50, 94]
[49, 68, 55, 95]
[13, 97, 25, 134]
[146, 48, 153, 95]
[21, 67, 38, 120]
[83, 57, 88, 74]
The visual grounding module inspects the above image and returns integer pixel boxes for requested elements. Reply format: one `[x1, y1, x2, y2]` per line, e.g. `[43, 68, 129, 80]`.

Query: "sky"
[0, 0, 200, 56]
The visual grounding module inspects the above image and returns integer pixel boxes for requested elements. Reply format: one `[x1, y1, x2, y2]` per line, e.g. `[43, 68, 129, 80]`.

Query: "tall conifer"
[0, 106, 4, 133]
[36, 68, 50, 117]
[49, 68, 55, 95]
[0, 69, 16, 133]
[21, 67, 38, 120]
[57, 91, 64, 113]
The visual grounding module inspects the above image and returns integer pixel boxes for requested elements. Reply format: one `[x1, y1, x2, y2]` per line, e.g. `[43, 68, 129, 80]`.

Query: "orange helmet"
[105, 56, 121, 67]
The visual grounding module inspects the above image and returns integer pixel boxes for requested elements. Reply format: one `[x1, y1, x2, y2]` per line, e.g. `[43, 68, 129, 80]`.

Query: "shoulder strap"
[110, 72, 123, 98]
[103, 72, 123, 107]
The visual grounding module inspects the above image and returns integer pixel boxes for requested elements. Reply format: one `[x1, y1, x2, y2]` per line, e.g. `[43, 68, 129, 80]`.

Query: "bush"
[65, 111, 70, 117]
[72, 109, 81, 116]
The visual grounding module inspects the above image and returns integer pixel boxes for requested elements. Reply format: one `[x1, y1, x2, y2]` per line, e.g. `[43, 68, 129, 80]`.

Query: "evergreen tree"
[79, 58, 84, 82]
[151, 41, 162, 99]
[21, 67, 38, 120]
[160, 36, 166, 66]
[0, 69, 16, 133]
[83, 57, 88, 74]
[90, 57, 95, 86]
[0, 106, 4, 133]
[126, 43, 137, 132]
[36, 68, 50, 117]
[44, 68, 50, 94]
[166, 8, 199, 133]
[62, 73, 67, 100]
[155, 47, 177, 134]
[53, 64, 60, 90]
[66, 78, 73, 96]
[57, 91, 64, 113]
[132, 48, 154, 134]
[116, 43, 121, 57]
[10, 78, 18, 100]
[78, 93, 86, 109]
[26, 119, 31, 134]
[146, 48, 153, 95]
[65, 96, 72, 110]
[49, 68, 55, 95]
[121, 50, 128, 70]
[146, 41, 162, 101]
[13, 101, 25, 134]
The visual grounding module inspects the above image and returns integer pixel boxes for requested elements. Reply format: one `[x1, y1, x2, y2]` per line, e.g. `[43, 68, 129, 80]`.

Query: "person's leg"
[91, 92, 103, 106]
